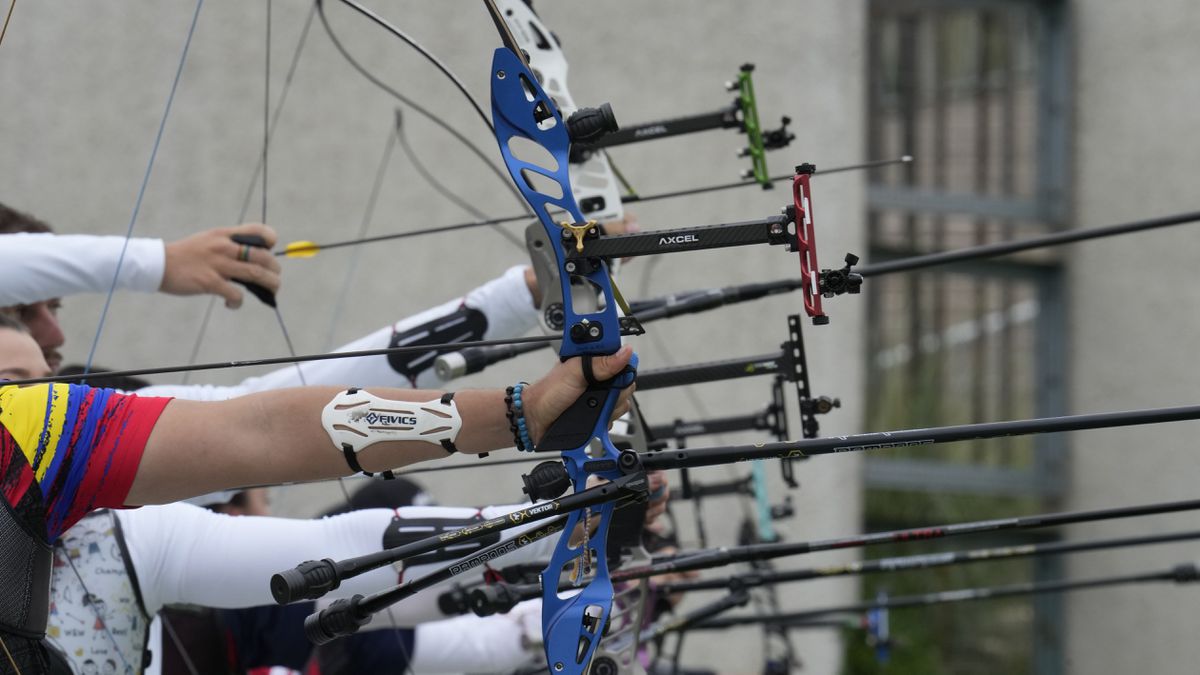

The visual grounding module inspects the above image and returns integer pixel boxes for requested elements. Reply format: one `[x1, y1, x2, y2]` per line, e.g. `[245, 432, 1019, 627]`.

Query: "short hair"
[0, 203, 53, 234]
[0, 313, 28, 333]
[321, 478, 431, 516]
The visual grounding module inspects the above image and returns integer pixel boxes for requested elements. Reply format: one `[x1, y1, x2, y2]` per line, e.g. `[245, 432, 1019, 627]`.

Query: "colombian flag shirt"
[0, 383, 170, 542]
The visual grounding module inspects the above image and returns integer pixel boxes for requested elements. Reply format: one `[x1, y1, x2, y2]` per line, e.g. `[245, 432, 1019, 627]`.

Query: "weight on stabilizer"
[567, 102, 619, 144]
[271, 558, 341, 604]
[304, 595, 371, 645]
[522, 460, 573, 501]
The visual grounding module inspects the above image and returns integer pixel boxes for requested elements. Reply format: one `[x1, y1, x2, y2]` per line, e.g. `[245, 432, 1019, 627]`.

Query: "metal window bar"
[862, 2, 1070, 673]
[864, 1, 1064, 484]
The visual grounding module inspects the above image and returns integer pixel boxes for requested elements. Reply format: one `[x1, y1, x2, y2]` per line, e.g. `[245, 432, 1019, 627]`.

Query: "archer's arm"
[135, 264, 540, 400]
[126, 346, 634, 505]
[125, 503, 557, 619]
[0, 224, 280, 308]
[0, 232, 165, 305]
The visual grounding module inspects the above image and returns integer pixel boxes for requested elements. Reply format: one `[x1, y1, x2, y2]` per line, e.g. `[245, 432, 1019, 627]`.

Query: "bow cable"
[0, 0, 15, 50]
[181, 2, 318, 380]
[82, 0, 205, 376]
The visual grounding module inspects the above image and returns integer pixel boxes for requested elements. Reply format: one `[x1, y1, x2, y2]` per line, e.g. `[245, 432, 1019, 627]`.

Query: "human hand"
[161, 223, 281, 308]
[601, 212, 640, 237]
[604, 213, 642, 267]
[644, 470, 669, 526]
[521, 345, 635, 445]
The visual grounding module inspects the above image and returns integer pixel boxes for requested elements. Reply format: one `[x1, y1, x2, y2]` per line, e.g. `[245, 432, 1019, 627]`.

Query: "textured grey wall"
[1065, 1, 1200, 672]
[0, 1, 865, 671]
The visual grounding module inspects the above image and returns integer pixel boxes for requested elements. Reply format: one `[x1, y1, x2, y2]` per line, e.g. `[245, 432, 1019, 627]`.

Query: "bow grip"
[535, 356, 638, 455]
[230, 233, 277, 307]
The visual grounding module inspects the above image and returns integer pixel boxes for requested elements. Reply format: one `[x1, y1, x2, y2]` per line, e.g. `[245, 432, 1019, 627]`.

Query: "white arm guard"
[322, 388, 462, 477]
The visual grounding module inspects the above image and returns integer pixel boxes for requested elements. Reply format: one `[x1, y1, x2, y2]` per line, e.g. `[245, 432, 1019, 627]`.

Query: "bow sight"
[569, 62, 794, 192]
[544, 165, 861, 326]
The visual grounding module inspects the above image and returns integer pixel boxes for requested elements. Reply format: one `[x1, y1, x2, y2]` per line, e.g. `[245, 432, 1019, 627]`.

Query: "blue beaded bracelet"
[512, 382, 536, 451]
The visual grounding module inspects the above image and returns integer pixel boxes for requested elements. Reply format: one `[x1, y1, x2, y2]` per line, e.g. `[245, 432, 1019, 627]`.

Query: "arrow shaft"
[640, 403, 1200, 471]
[614, 497, 1200, 581]
[690, 565, 1197, 630]
[620, 156, 912, 205]
[5, 334, 564, 387]
[660, 529, 1200, 593]
[859, 210, 1200, 277]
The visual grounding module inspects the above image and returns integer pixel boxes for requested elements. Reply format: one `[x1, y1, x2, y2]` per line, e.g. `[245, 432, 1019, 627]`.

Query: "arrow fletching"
[281, 240, 320, 258]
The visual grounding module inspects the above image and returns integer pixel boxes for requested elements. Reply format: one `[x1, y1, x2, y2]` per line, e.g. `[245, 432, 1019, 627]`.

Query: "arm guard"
[322, 388, 462, 478]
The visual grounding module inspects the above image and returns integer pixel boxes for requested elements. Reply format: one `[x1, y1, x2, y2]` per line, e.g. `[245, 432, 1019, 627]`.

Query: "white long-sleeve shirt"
[50, 502, 555, 674]
[137, 263, 536, 397]
[118, 502, 553, 621]
[407, 601, 542, 673]
[0, 232, 166, 305]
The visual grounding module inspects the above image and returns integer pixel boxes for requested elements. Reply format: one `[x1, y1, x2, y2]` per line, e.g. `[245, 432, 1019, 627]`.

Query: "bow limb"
[494, 0, 626, 224]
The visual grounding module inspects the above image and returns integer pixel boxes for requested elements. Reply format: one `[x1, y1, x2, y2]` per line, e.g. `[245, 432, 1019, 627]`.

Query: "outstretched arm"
[0, 224, 280, 308]
[129, 386, 509, 504]
[0, 232, 165, 305]
[136, 264, 539, 400]
[121, 503, 558, 621]
[409, 602, 543, 673]
[126, 346, 635, 504]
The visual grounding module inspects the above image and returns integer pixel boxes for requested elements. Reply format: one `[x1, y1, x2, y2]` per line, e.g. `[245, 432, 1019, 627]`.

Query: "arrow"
[686, 562, 1200, 631]
[272, 157, 905, 258]
[657, 528, 1200, 594]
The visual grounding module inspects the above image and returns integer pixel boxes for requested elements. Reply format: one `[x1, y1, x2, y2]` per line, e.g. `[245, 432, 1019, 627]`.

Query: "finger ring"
[237, 244, 252, 261]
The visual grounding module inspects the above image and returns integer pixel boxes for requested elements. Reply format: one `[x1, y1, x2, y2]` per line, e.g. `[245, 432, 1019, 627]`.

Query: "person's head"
[0, 202, 52, 235]
[7, 300, 64, 372]
[0, 315, 51, 382]
[208, 488, 272, 517]
[0, 202, 65, 371]
[321, 477, 432, 517]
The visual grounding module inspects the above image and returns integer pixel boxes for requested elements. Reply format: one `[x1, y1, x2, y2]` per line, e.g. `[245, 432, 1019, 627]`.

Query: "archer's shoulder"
[0, 383, 170, 429]
[0, 382, 66, 413]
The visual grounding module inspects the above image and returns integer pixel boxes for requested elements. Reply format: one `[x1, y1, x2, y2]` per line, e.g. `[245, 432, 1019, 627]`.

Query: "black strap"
[341, 444, 396, 480]
[341, 443, 370, 476]
[0, 492, 52, 638]
[339, 388, 399, 479]
[386, 307, 488, 382]
[44, 640, 74, 675]
[581, 354, 599, 386]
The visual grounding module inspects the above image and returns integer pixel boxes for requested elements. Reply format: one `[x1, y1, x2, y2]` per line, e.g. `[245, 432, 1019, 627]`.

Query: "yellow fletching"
[283, 240, 320, 258]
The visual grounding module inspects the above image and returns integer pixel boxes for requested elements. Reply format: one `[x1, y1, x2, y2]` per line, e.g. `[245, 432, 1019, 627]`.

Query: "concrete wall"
[1065, 0, 1200, 672]
[0, 1, 864, 671]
